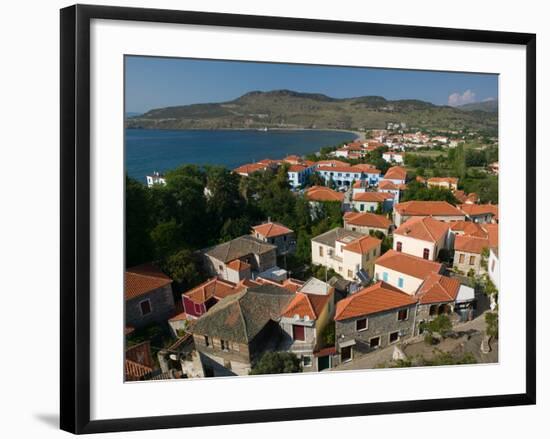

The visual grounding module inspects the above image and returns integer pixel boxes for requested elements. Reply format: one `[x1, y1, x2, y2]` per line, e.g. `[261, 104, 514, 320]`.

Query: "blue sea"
[125, 128, 356, 183]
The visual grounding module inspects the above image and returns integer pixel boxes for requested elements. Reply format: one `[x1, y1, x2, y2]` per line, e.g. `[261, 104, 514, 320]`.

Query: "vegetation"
[320, 321, 336, 346]
[485, 312, 499, 339]
[420, 314, 453, 344]
[127, 89, 498, 134]
[250, 352, 302, 375]
[401, 180, 458, 204]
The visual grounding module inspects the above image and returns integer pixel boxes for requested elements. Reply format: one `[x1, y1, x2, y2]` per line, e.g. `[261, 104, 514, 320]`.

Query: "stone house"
[343, 211, 392, 236]
[251, 221, 295, 255]
[278, 279, 335, 372]
[188, 284, 294, 377]
[453, 235, 490, 275]
[334, 281, 417, 364]
[311, 227, 381, 281]
[374, 249, 444, 295]
[393, 216, 450, 261]
[125, 263, 175, 330]
[393, 201, 465, 226]
[203, 235, 278, 282]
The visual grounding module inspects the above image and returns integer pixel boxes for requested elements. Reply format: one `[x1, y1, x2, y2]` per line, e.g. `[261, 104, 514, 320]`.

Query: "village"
[125, 126, 500, 380]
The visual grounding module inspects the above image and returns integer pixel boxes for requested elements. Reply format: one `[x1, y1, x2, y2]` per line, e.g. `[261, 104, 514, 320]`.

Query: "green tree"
[150, 219, 183, 259]
[160, 248, 204, 292]
[125, 176, 154, 267]
[485, 312, 499, 339]
[250, 352, 302, 375]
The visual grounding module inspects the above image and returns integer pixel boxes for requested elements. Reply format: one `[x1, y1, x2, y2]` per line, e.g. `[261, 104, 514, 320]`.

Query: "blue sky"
[125, 56, 498, 114]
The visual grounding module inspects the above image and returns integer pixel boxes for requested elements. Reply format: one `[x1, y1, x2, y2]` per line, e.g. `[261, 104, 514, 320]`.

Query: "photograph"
[123, 56, 500, 381]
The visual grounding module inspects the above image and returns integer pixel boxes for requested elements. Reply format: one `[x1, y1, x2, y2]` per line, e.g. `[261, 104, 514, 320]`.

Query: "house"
[305, 185, 345, 203]
[427, 177, 458, 191]
[382, 166, 407, 185]
[393, 201, 465, 226]
[415, 273, 475, 327]
[393, 216, 450, 261]
[334, 281, 417, 363]
[311, 227, 382, 281]
[146, 171, 166, 187]
[125, 263, 175, 329]
[233, 162, 269, 176]
[378, 179, 406, 203]
[352, 164, 381, 186]
[279, 279, 335, 371]
[252, 221, 295, 255]
[352, 191, 394, 213]
[343, 211, 392, 236]
[453, 235, 489, 275]
[315, 159, 349, 167]
[374, 250, 443, 295]
[181, 277, 241, 320]
[382, 151, 404, 164]
[453, 190, 479, 204]
[316, 165, 363, 188]
[125, 341, 156, 381]
[188, 283, 294, 376]
[459, 204, 499, 224]
[203, 235, 279, 282]
[488, 247, 500, 290]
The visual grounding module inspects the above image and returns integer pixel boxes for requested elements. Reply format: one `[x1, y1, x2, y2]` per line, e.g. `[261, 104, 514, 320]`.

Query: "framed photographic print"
[60, 4, 536, 434]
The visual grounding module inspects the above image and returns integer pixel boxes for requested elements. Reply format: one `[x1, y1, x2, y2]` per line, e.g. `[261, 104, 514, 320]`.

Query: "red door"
[292, 325, 305, 341]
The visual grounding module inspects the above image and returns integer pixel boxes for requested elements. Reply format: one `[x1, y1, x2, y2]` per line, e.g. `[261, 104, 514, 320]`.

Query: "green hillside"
[126, 89, 498, 134]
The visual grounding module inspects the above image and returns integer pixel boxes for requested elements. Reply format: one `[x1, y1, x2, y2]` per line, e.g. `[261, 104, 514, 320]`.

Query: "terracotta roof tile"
[343, 211, 391, 229]
[383, 166, 407, 181]
[282, 292, 330, 319]
[125, 263, 172, 301]
[183, 278, 238, 304]
[317, 165, 362, 174]
[375, 250, 443, 280]
[460, 204, 499, 218]
[233, 163, 267, 175]
[227, 259, 251, 271]
[394, 201, 464, 217]
[394, 217, 449, 243]
[449, 221, 488, 238]
[428, 177, 458, 185]
[305, 186, 344, 202]
[343, 235, 381, 255]
[481, 224, 499, 247]
[416, 273, 461, 304]
[335, 281, 416, 320]
[454, 235, 489, 254]
[353, 191, 394, 202]
[252, 222, 293, 238]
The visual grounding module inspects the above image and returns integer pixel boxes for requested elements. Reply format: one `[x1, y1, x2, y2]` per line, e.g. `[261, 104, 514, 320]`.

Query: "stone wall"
[125, 285, 175, 329]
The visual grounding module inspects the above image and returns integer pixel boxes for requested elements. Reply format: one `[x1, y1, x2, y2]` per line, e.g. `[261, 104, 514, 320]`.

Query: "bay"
[125, 128, 356, 183]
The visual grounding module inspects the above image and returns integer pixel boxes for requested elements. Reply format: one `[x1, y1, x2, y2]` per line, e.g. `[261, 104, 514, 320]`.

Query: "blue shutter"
[383, 272, 388, 282]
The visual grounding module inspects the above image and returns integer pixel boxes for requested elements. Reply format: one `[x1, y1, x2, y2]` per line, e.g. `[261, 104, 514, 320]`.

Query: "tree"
[420, 314, 453, 340]
[150, 219, 184, 259]
[250, 352, 302, 375]
[125, 176, 154, 267]
[160, 248, 204, 292]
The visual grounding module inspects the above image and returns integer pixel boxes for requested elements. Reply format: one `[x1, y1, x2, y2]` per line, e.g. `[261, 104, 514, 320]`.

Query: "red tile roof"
[227, 259, 251, 271]
[282, 292, 330, 319]
[383, 166, 407, 181]
[460, 204, 499, 218]
[394, 216, 450, 243]
[449, 221, 488, 238]
[454, 235, 489, 254]
[352, 164, 381, 173]
[234, 163, 267, 175]
[427, 177, 458, 185]
[183, 278, 238, 304]
[317, 165, 362, 174]
[379, 180, 399, 190]
[343, 211, 392, 229]
[482, 224, 499, 248]
[305, 186, 344, 202]
[416, 273, 461, 304]
[375, 250, 443, 280]
[394, 201, 464, 217]
[288, 164, 308, 172]
[125, 263, 172, 301]
[335, 281, 416, 320]
[315, 160, 348, 167]
[344, 235, 382, 255]
[353, 191, 394, 202]
[255, 276, 305, 294]
[252, 222, 293, 238]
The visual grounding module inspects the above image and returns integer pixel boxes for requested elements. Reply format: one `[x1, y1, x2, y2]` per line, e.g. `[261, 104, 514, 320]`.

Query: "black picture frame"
[60, 4, 536, 434]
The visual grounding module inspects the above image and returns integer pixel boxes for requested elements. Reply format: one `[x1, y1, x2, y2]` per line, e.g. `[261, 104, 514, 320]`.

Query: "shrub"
[250, 352, 302, 375]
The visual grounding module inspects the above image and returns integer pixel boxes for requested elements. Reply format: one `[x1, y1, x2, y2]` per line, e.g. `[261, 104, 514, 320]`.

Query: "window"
[397, 308, 408, 321]
[360, 204, 365, 212]
[370, 206, 375, 212]
[341, 346, 352, 362]
[398, 277, 404, 288]
[338, 266, 342, 272]
[459, 253, 465, 263]
[396, 241, 402, 252]
[370, 337, 380, 348]
[302, 355, 312, 367]
[139, 300, 151, 316]
[356, 318, 368, 331]
[347, 269, 353, 278]
[218, 264, 223, 271]
[319, 246, 324, 257]
[292, 325, 305, 341]
[204, 335, 210, 347]
[423, 248, 430, 260]
[429, 304, 438, 316]
[469, 255, 476, 265]
[221, 339, 229, 351]
[383, 272, 388, 282]
[389, 331, 399, 343]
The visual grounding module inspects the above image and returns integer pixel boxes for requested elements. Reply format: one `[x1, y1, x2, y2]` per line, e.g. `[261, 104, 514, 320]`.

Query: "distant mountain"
[125, 112, 142, 118]
[457, 99, 498, 113]
[126, 90, 498, 133]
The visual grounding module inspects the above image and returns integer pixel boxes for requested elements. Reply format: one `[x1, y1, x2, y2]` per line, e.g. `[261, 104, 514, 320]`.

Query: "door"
[341, 346, 352, 362]
[318, 355, 331, 371]
[292, 325, 305, 341]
